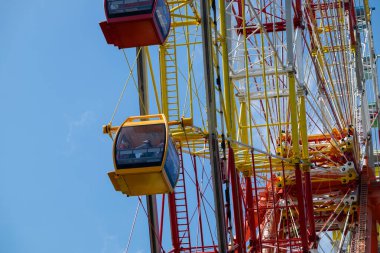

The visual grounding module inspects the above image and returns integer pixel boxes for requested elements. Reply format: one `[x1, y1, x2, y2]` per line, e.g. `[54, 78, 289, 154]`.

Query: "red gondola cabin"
[100, 0, 171, 48]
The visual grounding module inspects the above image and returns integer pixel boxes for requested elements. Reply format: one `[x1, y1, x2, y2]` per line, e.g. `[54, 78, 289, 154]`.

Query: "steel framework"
[102, 0, 380, 252]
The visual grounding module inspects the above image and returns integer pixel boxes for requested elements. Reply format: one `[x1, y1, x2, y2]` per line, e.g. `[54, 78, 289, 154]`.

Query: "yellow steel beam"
[288, 72, 301, 162]
[146, 48, 161, 113]
[172, 21, 200, 27]
[219, 0, 236, 141]
[240, 122, 291, 128]
[299, 93, 310, 170]
[171, 13, 199, 20]
[311, 45, 352, 55]
[364, 0, 371, 21]
[159, 46, 169, 116]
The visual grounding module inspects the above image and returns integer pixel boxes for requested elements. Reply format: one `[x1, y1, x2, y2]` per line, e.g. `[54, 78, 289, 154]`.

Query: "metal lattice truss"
[109, 0, 380, 252]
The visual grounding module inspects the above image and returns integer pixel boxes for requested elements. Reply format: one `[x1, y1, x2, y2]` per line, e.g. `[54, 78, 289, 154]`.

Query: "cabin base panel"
[100, 19, 162, 49]
[108, 170, 173, 196]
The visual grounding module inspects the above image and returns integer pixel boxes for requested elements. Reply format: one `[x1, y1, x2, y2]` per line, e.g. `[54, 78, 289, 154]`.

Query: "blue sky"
[0, 0, 379, 253]
[0, 1, 150, 252]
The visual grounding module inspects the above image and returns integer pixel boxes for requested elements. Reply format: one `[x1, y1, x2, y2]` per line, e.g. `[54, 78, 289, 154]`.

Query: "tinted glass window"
[107, 0, 154, 18]
[154, 0, 170, 38]
[164, 138, 179, 187]
[115, 124, 166, 169]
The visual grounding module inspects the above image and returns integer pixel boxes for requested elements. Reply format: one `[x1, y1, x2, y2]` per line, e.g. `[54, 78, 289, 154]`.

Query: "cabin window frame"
[114, 123, 166, 169]
[106, 0, 155, 19]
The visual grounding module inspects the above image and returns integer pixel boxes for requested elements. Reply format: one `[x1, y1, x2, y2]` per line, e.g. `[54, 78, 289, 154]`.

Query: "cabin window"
[115, 124, 166, 169]
[164, 139, 180, 186]
[154, 0, 170, 38]
[107, 0, 154, 18]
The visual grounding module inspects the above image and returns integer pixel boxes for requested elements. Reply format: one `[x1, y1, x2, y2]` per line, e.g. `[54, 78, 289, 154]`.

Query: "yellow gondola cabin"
[108, 114, 180, 196]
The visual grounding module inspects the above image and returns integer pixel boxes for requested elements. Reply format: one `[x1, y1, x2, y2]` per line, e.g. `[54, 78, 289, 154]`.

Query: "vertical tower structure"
[101, 0, 380, 252]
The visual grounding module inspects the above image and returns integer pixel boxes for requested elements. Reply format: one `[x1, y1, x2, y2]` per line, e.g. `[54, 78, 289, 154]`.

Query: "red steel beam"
[346, 0, 357, 47]
[168, 193, 180, 252]
[245, 176, 258, 252]
[304, 171, 317, 248]
[236, 22, 286, 35]
[159, 194, 165, 244]
[228, 146, 245, 253]
[268, 155, 280, 252]
[295, 164, 309, 253]
[251, 150, 263, 253]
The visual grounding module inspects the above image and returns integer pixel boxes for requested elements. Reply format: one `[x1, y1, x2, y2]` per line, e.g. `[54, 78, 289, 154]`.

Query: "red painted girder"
[235, 22, 286, 35]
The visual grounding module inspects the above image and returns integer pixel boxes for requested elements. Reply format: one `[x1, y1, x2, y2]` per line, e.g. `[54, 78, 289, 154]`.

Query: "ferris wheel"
[99, 0, 380, 252]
